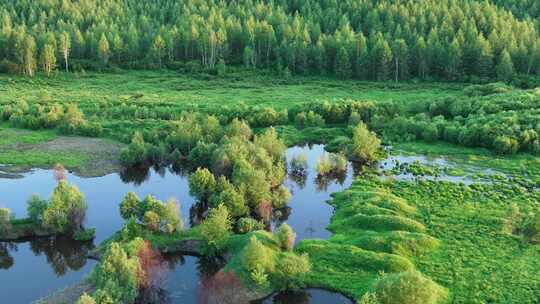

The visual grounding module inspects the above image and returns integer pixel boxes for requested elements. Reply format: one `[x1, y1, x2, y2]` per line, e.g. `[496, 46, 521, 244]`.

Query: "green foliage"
[26, 195, 48, 223]
[73, 228, 96, 241]
[42, 180, 87, 234]
[120, 132, 148, 166]
[119, 192, 141, 220]
[351, 123, 381, 163]
[0, 208, 12, 232]
[273, 252, 311, 290]
[200, 204, 232, 254]
[189, 167, 216, 202]
[209, 177, 248, 217]
[92, 242, 141, 304]
[374, 271, 448, 304]
[242, 235, 276, 274]
[275, 223, 296, 251]
[76, 293, 96, 304]
[142, 211, 160, 232]
[0, 0, 538, 82]
[237, 217, 264, 234]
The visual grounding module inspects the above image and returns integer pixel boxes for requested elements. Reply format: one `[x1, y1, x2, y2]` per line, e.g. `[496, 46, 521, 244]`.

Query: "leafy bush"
[374, 270, 448, 304]
[42, 181, 87, 234]
[273, 252, 310, 290]
[26, 195, 48, 223]
[92, 242, 141, 304]
[351, 122, 381, 163]
[73, 228, 96, 241]
[275, 223, 296, 251]
[76, 293, 96, 304]
[189, 167, 217, 202]
[237, 217, 264, 234]
[119, 192, 141, 220]
[200, 204, 232, 254]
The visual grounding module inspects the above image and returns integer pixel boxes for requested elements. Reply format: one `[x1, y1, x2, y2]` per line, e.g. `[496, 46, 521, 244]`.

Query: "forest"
[1, 0, 540, 83]
[0, 1, 538, 304]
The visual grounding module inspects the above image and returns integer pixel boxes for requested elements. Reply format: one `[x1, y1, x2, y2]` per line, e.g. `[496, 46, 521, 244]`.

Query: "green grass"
[294, 178, 443, 301]
[0, 126, 89, 170]
[313, 175, 539, 303]
[0, 70, 465, 111]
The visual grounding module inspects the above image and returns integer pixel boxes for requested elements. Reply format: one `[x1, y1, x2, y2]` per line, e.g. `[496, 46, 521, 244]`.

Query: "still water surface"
[0, 145, 354, 303]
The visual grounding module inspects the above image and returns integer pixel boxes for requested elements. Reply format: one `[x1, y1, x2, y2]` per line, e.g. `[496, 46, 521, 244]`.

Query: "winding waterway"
[0, 144, 355, 304]
[0, 144, 498, 303]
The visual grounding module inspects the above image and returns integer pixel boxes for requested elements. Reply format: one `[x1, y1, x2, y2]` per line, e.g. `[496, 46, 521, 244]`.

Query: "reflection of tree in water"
[272, 207, 292, 228]
[120, 166, 151, 185]
[29, 236, 93, 276]
[288, 172, 308, 189]
[255, 290, 310, 304]
[139, 253, 225, 304]
[0, 242, 16, 269]
[314, 169, 348, 192]
[0, 237, 92, 275]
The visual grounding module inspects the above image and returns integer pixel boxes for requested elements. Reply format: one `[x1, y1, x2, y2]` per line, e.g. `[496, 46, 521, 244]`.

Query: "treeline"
[0, 0, 539, 81]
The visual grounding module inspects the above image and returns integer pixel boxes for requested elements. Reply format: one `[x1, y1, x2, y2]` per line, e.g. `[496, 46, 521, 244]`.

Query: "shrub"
[42, 181, 87, 234]
[351, 122, 381, 163]
[92, 242, 141, 304]
[143, 211, 160, 232]
[200, 204, 232, 254]
[493, 135, 519, 155]
[0, 208, 12, 232]
[119, 192, 141, 220]
[73, 228, 96, 241]
[120, 131, 148, 166]
[237, 217, 264, 234]
[273, 252, 310, 290]
[374, 270, 448, 304]
[254, 127, 286, 160]
[316, 153, 347, 176]
[76, 293, 96, 304]
[275, 223, 296, 251]
[189, 168, 216, 202]
[161, 198, 184, 233]
[523, 212, 540, 244]
[209, 180, 248, 218]
[316, 153, 333, 176]
[243, 235, 275, 273]
[26, 195, 48, 223]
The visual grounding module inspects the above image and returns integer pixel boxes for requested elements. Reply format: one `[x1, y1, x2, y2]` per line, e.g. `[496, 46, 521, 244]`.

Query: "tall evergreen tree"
[98, 34, 110, 66]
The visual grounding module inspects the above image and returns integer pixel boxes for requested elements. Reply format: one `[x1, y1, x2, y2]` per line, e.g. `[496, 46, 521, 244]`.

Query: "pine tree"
[151, 35, 165, 68]
[98, 34, 110, 66]
[371, 35, 392, 81]
[496, 49, 514, 81]
[335, 47, 351, 79]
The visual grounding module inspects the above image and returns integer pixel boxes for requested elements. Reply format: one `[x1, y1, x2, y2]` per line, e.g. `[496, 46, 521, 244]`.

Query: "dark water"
[0, 144, 354, 304]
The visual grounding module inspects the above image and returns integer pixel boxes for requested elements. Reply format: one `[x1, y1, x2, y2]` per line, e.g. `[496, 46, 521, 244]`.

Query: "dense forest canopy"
[1, 0, 540, 81]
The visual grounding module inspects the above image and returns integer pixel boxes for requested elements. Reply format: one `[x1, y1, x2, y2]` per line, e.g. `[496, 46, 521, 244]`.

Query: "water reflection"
[0, 144, 356, 303]
[0, 236, 93, 274]
[255, 289, 352, 304]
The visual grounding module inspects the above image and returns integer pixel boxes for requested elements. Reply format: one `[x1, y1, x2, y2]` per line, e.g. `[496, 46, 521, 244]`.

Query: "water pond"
[0, 144, 500, 303]
[0, 144, 354, 304]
